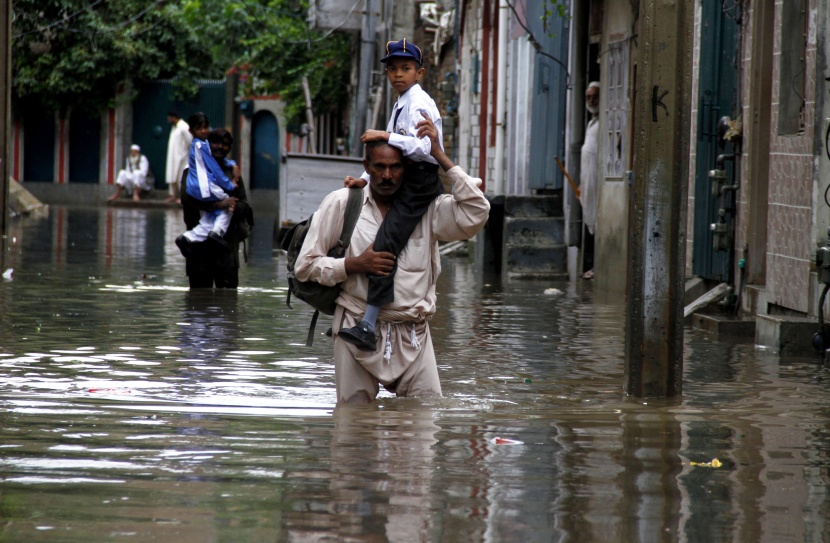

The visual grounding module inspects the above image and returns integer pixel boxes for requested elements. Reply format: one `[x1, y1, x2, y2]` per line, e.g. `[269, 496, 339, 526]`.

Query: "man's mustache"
[379, 179, 396, 187]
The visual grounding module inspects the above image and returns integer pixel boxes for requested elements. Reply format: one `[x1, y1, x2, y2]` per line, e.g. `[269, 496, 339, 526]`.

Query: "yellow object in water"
[690, 458, 722, 468]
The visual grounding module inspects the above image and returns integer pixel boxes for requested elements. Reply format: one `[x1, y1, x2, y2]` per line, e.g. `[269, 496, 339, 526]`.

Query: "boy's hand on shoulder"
[361, 130, 390, 143]
[344, 176, 367, 189]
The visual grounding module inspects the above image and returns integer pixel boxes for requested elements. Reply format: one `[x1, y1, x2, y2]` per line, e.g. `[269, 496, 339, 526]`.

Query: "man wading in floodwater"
[294, 114, 490, 403]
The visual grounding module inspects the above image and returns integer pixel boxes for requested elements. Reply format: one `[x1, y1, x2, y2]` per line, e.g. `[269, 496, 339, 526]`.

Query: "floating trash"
[690, 458, 722, 468]
[3, 268, 13, 280]
[543, 288, 563, 295]
[490, 437, 523, 445]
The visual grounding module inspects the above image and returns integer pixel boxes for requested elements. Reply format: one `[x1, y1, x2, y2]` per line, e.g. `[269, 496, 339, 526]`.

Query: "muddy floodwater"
[1, 205, 830, 542]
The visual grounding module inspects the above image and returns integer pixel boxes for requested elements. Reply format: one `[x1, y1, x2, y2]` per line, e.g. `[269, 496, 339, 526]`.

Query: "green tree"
[12, 0, 213, 115]
[179, 0, 353, 127]
[12, 0, 354, 129]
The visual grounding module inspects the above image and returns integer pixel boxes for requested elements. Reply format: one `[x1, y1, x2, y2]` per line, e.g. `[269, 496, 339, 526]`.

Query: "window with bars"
[778, 0, 807, 135]
[604, 41, 629, 178]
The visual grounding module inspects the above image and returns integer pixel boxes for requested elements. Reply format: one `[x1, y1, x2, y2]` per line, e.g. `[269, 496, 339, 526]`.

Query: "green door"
[692, 0, 739, 281]
[132, 81, 226, 188]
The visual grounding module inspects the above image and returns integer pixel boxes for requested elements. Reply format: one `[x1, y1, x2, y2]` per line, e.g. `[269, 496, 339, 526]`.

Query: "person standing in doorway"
[580, 81, 600, 280]
[165, 111, 192, 204]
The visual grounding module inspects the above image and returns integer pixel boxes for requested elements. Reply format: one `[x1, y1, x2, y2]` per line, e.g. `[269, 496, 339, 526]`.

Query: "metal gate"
[692, 0, 739, 281]
[132, 80, 226, 188]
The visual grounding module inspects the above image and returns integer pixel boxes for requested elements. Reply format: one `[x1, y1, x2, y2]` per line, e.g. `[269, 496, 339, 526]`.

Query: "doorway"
[251, 110, 280, 190]
[691, 0, 739, 281]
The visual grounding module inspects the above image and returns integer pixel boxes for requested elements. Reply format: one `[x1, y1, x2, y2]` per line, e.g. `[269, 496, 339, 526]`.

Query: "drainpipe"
[493, 0, 508, 195]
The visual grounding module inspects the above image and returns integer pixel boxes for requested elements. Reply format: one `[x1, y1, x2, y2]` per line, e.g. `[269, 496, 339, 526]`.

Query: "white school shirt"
[360, 83, 443, 182]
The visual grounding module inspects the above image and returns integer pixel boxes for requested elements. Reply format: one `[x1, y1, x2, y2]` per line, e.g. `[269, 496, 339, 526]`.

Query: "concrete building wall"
[593, 1, 636, 293]
[813, 0, 830, 320]
[763, 0, 817, 314]
[457, 0, 485, 179]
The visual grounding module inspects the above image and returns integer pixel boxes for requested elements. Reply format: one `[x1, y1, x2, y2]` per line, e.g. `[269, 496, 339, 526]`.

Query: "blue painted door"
[251, 111, 280, 190]
[527, 3, 568, 191]
[692, 0, 738, 281]
[69, 109, 101, 183]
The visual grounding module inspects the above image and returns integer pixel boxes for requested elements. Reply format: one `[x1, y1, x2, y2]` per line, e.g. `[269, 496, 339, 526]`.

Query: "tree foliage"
[12, 0, 355, 127]
[179, 0, 354, 127]
[12, 0, 214, 115]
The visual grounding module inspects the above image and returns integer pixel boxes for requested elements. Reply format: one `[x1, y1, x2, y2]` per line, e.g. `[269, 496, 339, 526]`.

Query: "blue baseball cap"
[381, 39, 423, 65]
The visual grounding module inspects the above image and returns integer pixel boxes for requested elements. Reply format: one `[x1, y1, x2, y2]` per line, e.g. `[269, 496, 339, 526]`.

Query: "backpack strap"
[305, 187, 363, 347]
[330, 187, 363, 257]
[306, 309, 320, 347]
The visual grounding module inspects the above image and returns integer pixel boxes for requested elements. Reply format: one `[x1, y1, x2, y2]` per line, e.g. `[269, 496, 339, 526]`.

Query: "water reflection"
[1, 206, 830, 542]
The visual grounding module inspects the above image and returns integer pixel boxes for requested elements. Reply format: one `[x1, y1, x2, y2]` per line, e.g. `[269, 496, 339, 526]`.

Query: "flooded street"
[1, 205, 830, 542]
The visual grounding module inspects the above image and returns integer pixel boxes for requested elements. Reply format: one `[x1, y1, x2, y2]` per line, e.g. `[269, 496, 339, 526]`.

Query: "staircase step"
[504, 195, 562, 218]
[756, 314, 822, 357]
[503, 216, 564, 247]
[691, 313, 755, 342]
[503, 245, 568, 278]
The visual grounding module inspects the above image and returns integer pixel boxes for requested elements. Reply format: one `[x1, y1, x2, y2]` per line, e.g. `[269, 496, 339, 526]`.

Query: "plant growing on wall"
[541, 0, 568, 34]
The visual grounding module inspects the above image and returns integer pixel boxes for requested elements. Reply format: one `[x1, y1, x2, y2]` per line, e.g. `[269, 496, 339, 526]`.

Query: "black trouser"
[582, 227, 595, 272]
[368, 160, 443, 306]
[186, 243, 239, 288]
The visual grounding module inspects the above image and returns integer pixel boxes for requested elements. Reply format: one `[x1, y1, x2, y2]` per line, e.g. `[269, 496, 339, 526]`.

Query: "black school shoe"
[338, 322, 378, 352]
[208, 231, 231, 251]
[175, 234, 194, 258]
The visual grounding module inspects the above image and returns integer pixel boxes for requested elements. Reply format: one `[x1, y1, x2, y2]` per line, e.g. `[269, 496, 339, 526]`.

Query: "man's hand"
[345, 245, 396, 276]
[216, 197, 238, 212]
[361, 129, 390, 143]
[232, 164, 241, 183]
[416, 112, 455, 171]
[344, 176, 368, 189]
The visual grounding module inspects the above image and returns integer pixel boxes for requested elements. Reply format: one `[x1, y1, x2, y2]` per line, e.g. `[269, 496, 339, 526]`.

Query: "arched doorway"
[251, 110, 280, 189]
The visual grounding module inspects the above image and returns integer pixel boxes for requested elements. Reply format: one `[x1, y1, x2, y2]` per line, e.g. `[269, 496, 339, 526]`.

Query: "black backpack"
[281, 187, 363, 346]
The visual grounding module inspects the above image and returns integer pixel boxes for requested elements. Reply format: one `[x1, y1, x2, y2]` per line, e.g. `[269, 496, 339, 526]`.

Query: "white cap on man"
[130, 144, 140, 152]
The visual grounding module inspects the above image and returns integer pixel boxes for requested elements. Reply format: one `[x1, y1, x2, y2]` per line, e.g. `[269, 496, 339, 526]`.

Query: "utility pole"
[352, 0, 377, 157]
[302, 77, 317, 154]
[224, 72, 240, 163]
[0, 0, 10, 237]
[625, 0, 692, 398]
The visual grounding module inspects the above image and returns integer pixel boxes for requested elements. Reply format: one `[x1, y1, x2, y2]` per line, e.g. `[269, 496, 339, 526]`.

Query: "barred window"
[604, 41, 629, 178]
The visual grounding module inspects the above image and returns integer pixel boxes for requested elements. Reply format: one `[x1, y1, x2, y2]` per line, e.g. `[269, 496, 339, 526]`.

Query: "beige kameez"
[295, 166, 490, 403]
